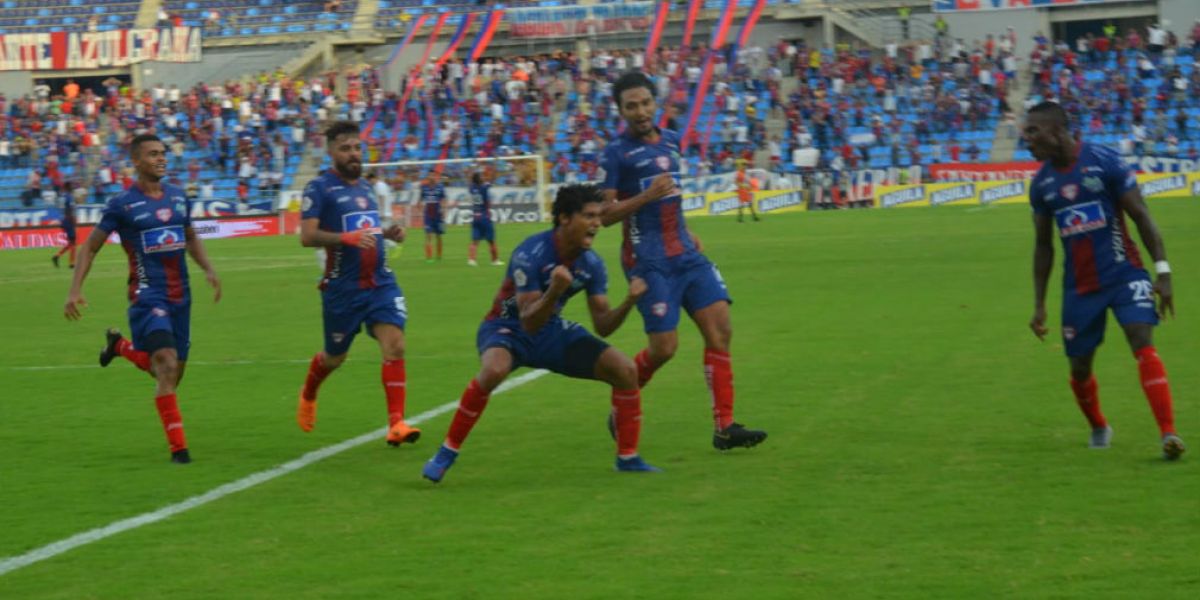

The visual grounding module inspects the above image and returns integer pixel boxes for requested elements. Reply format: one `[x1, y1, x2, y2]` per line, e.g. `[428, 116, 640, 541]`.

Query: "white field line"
[0, 369, 549, 577]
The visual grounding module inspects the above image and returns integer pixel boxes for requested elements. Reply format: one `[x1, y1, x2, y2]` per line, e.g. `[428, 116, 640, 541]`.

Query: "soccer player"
[296, 121, 419, 447]
[51, 190, 77, 268]
[599, 71, 767, 450]
[64, 133, 222, 464]
[1025, 101, 1185, 459]
[467, 171, 503, 267]
[735, 160, 761, 223]
[420, 171, 446, 263]
[422, 184, 659, 483]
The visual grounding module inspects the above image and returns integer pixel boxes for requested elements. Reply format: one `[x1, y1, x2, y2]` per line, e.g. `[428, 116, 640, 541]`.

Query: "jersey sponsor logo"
[141, 225, 186, 253]
[1140, 175, 1186, 197]
[336, 195, 351, 204]
[624, 146, 646, 158]
[1082, 175, 1104, 193]
[1054, 201, 1106, 238]
[1082, 166, 1104, 174]
[930, 183, 975, 206]
[980, 181, 1025, 204]
[156, 208, 173, 222]
[1060, 183, 1079, 201]
[341, 211, 380, 232]
[134, 212, 152, 221]
[879, 185, 925, 207]
[635, 159, 652, 168]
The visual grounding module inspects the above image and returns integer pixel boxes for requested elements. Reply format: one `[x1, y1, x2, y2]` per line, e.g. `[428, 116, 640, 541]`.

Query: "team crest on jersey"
[1060, 184, 1079, 201]
[1062, 326, 1076, 341]
[156, 208, 172, 222]
[651, 302, 668, 317]
[142, 225, 186, 253]
[656, 156, 672, 171]
[1082, 176, 1104, 193]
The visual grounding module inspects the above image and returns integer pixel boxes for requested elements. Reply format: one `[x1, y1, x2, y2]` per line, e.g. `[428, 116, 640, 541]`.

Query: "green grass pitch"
[1, 202, 1197, 598]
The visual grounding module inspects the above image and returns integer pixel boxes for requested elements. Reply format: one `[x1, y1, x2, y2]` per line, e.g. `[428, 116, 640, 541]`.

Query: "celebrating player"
[1025, 101, 1185, 459]
[599, 71, 767, 450]
[422, 184, 659, 483]
[421, 170, 446, 263]
[467, 171, 503, 267]
[296, 121, 419, 447]
[735, 160, 761, 223]
[51, 190, 78, 268]
[64, 134, 222, 464]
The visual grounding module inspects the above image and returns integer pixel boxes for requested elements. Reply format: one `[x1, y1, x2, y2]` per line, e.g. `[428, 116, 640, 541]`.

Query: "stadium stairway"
[352, 0, 379, 33]
[987, 65, 1035, 163]
[137, 0, 163, 29]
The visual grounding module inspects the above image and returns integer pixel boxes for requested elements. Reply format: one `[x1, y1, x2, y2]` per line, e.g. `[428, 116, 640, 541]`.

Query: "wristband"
[339, 231, 362, 246]
[1155, 260, 1170, 275]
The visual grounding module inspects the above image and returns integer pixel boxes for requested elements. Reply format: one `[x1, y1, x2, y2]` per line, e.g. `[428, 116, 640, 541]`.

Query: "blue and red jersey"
[470, 183, 492, 224]
[96, 183, 192, 305]
[484, 229, 607, 328]
[302, 169, 394, 291]
[421, 182, 446, 224]
[600, 128, 698, 269]
[1030, 143, 1146, 295]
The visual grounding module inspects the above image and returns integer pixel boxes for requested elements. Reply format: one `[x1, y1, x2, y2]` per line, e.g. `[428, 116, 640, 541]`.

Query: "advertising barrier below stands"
[874, 172, 1200, 208]
[682, 189, 806, 217]
[506, 2, 654, 38]
[933, 0, 1130, 13]
[0, 26, 202, 71]
[0, 200, 273, 229]
[0, 215, 281, 251]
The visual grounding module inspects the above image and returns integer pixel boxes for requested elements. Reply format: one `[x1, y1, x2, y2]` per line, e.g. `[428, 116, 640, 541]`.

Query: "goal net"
[365, 155, 549, 230]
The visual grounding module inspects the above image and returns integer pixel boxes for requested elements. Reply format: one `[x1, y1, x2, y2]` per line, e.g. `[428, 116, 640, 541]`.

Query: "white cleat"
[491, 259, 505, 266]
[467, 259, 478, 267]
[1089, 425, 1113, 449]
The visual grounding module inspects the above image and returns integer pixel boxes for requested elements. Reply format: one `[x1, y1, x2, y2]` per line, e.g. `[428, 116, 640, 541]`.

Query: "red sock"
[1135, 346, 1176, 435]
[382, 358, 406, 427]
[302, 353, 332, 401]
[489, 242, 498, 261]
[704, 348, 735, 430]
[155, 393, 187, 452]
[444, 378, 490, 451]
[612, 388, 642, 457]
[424, 241, 432, 259]
[116, 337, 150, 372]
[634, 349, 661, 389]
[468, 243, 477, 261]
[1070, 375, 1107, 429]
[436, 236, 443, 259]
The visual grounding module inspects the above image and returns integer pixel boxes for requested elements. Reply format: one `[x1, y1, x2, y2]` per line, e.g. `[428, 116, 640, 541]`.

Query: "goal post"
[365, 155, 549, 230]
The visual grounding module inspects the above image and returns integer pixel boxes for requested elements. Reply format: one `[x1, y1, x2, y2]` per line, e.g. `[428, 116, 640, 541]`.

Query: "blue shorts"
[476, 317, 609, 379]
[128, 298, 191, 361]
[1061, 276, 1158, 357]
[627, 254, 732, 334]
[321, 283, 407, 356]
[424, 217, 445, 235]
[471, 219, 494, 242]
[62, 223, 76, 242]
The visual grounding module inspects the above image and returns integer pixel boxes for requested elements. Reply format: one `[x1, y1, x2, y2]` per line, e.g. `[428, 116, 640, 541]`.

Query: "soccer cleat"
[422, 445, 459, 483]
[615, 455, 661, 472]
[170, 449, 191, 464]
[99, 328, 122, 367]
[712, 423, 768, 450]
[467, 259, 478, 267]
[606, 411, 617, 440]
[1162, 434, 1186, 461]
[491, 259, 505, 266]
[386, 422, 422, 447]
[296, 390, 317, 433]
[51, 255, 60, 268]
[1089, 425, 1113, 449]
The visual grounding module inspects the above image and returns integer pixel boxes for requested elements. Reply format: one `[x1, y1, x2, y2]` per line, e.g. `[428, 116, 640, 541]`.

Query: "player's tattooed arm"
[1030, 211, 1054, 340]
[1119, 188, 1173, 318]
[587, 276, 648, 337]
[184, 225, 222, 303]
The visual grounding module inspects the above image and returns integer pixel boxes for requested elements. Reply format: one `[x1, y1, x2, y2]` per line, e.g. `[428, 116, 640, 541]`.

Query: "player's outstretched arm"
[1030, 212, 1055, 340]
[184, 225, 222, 303]
[516, 265, 572, 334]
[299, 218, 376, 249]
[63, 227, 109, 320]
[1119, 188, 1173, 318]
[599, 173, 677, 227]
[587, 276, 647, 338]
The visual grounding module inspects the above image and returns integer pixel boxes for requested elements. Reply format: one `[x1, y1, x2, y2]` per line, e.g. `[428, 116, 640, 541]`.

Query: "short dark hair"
[129, 133, 163, 157]
[325, 120, 360, 144]
[552, 184, 603, 227]
[613, 71, 655, 107]
[1027, 101, 1068, 128]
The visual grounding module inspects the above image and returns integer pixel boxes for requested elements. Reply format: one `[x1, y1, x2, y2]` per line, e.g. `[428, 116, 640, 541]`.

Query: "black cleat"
[606, 411, 617, 440]
[99, 328, 122, 367]
[51, 255, 60, 268]
[171, 449, 192, 464]
[713, 423, 768, 450]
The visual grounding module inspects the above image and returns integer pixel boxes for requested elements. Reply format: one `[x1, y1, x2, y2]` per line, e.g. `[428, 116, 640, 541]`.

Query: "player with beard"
[1025, 101, 1185, 459]
[295, 121, 420, 447]
[65, 133, 222, 464]
[599, 71, 767, 451]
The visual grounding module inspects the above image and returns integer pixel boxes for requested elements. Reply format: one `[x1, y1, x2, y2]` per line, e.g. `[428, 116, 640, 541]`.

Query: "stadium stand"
[165, 0, 359, 38]
[0, 0, 139, 35]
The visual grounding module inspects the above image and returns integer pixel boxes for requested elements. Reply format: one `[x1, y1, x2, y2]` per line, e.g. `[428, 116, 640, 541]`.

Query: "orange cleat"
[297, 389, 317, 433]
[386, 421, 421, 447]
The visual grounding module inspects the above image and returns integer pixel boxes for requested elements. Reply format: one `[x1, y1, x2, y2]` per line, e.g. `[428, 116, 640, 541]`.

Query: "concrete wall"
[0, 71, 33, 98]
[138, 44, 308, 90]
[1160, 0, 1200, 37]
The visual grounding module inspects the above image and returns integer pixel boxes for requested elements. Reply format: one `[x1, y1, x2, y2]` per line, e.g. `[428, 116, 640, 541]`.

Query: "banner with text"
[1, 215, 281, 251]
[932, 0, 1140, 13]
[0, 200, 273, 229]
[506, 2, 655, 38]
[0, 27, 202, 71]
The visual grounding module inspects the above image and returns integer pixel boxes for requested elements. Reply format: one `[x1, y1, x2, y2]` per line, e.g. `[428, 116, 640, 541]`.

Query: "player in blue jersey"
[1025, 101, 1184, 460]
[599, 71, 767, 450]
[420, 171, 446, 263]
[64, 134, 222, 464]
[422, 184, 659, 483]
[466, 171, 504, 267]
[51, 191, 77, 269]
[296, 121, 420, 447]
